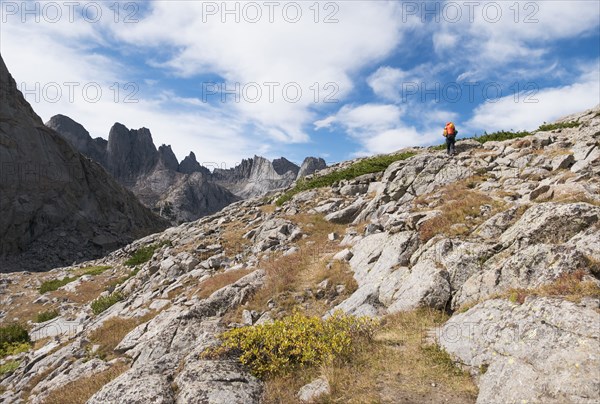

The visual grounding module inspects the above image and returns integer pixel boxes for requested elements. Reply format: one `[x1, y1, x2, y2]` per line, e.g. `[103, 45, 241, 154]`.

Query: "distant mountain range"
[0, 55, 168, 272]
[46, 115, 326, 223]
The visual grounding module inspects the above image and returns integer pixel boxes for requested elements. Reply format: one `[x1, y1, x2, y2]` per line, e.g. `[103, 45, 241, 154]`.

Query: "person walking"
[443, 122, 457, 156]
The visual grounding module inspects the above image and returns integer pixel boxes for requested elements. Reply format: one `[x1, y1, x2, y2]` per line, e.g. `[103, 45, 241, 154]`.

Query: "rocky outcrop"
[157, 145, 179, 172]
[272, 157, 299, 177]
[438, 297, 600, 404]
[0, 54, 167, 272]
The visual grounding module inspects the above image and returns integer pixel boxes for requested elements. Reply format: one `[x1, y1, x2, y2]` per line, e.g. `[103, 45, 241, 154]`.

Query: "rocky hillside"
[1, 105, 599, 403]
[48, 116, 327, 223]
[0, 55, 168, 273]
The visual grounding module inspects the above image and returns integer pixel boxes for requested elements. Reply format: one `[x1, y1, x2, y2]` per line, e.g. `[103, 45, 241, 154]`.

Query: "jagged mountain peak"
[157, 144, 179, 171]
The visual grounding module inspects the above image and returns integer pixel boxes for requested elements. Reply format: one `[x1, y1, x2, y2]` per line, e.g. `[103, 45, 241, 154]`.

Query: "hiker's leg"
[450, 138, 456, 155]
[446, 138, 451, 155]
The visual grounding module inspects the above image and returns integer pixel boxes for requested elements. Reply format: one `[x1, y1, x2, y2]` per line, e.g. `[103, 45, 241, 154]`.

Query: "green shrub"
[124, 241, 172, 266]
[0, 323, 30, 346]
[537, 121, 580, 132]
[276, 152, 415, 206]
[213, 312, 377, 378]
[39, 276, 78, 294]
[91, 292, 125, 315]
[0, 342, 30, 359]
[81, 265, 112, 276]
[0, 323, 30, 358]
[0, 360, 20, 376]
[35, 309, 59, 323]
[430, 144, 446, 151]
[472, 130, 532, 144]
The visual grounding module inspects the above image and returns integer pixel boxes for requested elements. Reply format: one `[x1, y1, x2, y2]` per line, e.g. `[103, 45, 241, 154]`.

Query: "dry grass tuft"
[88, 312, 157, 360]
[197, 269, 254, 299]
[458, 269, 600, 312]
[549, 192, 600, 207]
[259, 205, 276, 214]
[502, 269, 600, 305]
[42, 360, 129, 404]
[418, 179, 502, 242]
[220, 220, 252, 256]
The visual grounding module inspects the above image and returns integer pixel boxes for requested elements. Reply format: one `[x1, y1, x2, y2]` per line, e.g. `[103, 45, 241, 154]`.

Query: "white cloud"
[0, 0, 415, 165]
[466, 63, 600, 132]
[109, 1, 410, 143]
[434, 1, 600, 77]
[367, 66, 410, 102]
[316, 103, 444, 155]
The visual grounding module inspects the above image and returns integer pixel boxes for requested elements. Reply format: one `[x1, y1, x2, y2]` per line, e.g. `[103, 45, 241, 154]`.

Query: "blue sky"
[1, 0, 599, 168]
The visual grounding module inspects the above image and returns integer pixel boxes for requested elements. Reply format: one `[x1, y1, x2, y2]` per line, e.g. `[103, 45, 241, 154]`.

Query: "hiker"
[443, 122, 458, 156]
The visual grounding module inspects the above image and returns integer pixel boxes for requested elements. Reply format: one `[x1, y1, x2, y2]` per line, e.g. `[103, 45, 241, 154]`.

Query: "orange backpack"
[446, 122, 456, 136]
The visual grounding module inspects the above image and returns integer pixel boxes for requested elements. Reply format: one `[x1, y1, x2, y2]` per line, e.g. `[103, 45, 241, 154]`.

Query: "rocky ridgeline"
[47, 115, 327, 224]
[1, 106, 599, 403]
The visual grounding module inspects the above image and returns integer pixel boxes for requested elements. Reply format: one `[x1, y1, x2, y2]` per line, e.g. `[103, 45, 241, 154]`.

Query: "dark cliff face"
[47, 116, 326, 221]
[0, 54, 168, 272]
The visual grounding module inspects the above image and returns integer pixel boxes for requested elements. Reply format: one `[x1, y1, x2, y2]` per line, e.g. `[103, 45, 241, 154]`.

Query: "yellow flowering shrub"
[217, 311, 377, 378]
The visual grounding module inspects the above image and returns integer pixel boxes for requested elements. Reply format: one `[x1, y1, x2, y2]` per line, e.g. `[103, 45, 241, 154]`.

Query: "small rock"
[242, 309, 253, 325]
[298, 376, 331, 402]
[333, 248, 353, 261]
[328, 232, 338, 241]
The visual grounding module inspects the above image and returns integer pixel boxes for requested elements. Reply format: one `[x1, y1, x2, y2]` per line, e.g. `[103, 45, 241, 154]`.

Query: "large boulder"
[453, 244, 589, 309]
[500, 202, 599, 246]
[438, 298, 600, 404]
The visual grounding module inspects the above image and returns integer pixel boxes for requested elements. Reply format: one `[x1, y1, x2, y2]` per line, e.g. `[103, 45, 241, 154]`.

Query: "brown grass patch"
[22, 362, 62, 401]
[88, 312, 157, 360]
[261, 371, 320, 404]
[220, 220, 252, 256]
[458, 269, 600, 311]
[197, 269, 254, 299]
[246, 214, 349, 312]
[42, 360, 129, 404]
[418, 180, 503, 242]
[254, 254, 355, 316]
[291, 214, 347, 248]
[531, 148, 573, 157]
[262, 309, 477, 403]
[549, 192, 600, 207]
[503, 270, 600, 305]
[259, 204, 277, 214]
